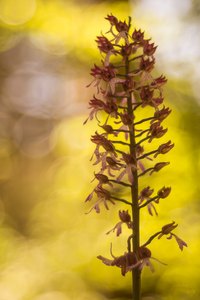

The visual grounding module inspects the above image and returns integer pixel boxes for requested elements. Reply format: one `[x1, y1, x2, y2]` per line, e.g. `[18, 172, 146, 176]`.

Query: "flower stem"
[126, 58, 141, 300]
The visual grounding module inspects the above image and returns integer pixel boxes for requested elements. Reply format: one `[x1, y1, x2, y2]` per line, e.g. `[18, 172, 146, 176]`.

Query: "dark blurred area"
[0, 0, 199, 299]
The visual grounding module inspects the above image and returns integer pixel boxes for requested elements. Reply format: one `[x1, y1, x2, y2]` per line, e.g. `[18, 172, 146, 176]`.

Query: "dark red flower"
[150, 162, 170, 175]
[106, 210, 133, 236]
[151, 75, 167, 87]
[105, 14, 118, 26]
[132, 29, 144, 43]
[143, 40, 157, 56]
[119, 112, 134, 125]
[139, 186, 154, 201]
[91, 64, 116, 81]
[140, 86, 154, 106]
[148, 122, 168, 142]
[122, 77, 135, 91]
[115, 20, 129, 33]
[154, 141, 174, 157]
[103, 156, 122, 177]
[140, 57, 155, 72]
[116, 153, 136, 184]
[157, 186, 171, 199]
[91, 132, 115, 152]
[96, 36, 114, 53]
[97, 251, 137, 276]
[104, 99, 118, 115]
[86, 186, 116, 213]
[154, 106, 171, 122]
[158, 222, 187, 251]
[121, 44, 134, 57]
[83, 96, 106, 124]
[94, 173, 110, 184]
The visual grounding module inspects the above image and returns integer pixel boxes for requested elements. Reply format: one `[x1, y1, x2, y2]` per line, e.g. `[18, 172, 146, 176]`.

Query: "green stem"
[126, 58, 141, 300]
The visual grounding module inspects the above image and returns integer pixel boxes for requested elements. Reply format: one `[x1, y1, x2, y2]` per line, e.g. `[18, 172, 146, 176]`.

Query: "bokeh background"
[0, 0, 199, 299]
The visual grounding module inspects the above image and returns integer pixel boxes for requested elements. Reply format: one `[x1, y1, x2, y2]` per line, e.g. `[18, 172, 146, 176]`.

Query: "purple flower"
[91, 132, 116, 153]
[151, 75, 167, 88]
[140, 57, 155, 72]
[154, 141, 174, 157]
[86, 186, 115, 214]
[97, 251, 137, 276]
[148, 122, 168, 142]
[154, 106, 171, 122]
[98, 246, 160, 275]
[138, 186, 157, 215]
[143, 40, 157, 56]
[106, 210, 133, 236]
[150, 162, 170, 175]
[132, 29, 144, 43]
[158, 222, 187, 251]
[157, 186, 171, 199]
[96, 36, 114, 53]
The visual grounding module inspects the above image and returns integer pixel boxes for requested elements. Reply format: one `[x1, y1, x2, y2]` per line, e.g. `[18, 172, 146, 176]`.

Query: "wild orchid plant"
[84, 14, 187, 300]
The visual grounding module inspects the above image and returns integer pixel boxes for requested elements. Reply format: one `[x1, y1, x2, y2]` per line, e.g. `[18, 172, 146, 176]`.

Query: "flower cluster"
[84, 14, 187, 278]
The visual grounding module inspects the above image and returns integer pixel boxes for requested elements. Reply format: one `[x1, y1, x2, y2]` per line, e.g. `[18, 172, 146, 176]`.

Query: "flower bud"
[149, 122, 168, 141]
[95, 173, 109, 184]
[132, 29, 144, 43]
[138, 246, 151, 259]
[154, 141, 174, 157]
[119, 210, 131, 222]
[154, 106, 171, 122]
[105, 14, 118, 25]
[116, 21, 129, 32]
[96, 36, 114, 53]
[139, 186, 154, 199]
[150, 162, 170, 174]
[91, 133, 115, 152]
[157, 186, 171, 198]
[161, 221, 178, 235]
[151, 75, 167, 87]
[143, 40, 157, 56]
[140, 57, 155, 72]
